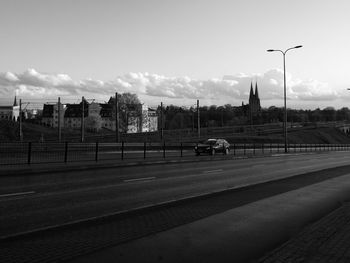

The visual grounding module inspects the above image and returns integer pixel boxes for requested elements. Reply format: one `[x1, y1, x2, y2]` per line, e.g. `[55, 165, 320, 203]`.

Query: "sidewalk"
[259, 202, 350, 263]
[69, 173, 350, 263]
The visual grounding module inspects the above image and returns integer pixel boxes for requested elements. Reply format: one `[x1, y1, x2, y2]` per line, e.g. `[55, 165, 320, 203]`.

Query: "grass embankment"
[225, 127, 350, 144]
[0, 120, 114, 142]
[1, 120, 350, 144]
[287, 127, 350, 144]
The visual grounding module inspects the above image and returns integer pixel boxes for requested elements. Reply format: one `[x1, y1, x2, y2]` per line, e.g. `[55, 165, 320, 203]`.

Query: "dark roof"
[99, 103, 113, 118]
[42, 104, 54, 117]
[64, 104, 88, 118]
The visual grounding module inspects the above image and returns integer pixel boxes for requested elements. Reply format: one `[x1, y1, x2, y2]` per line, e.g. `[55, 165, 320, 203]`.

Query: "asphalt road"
[1, 151, 350, 238]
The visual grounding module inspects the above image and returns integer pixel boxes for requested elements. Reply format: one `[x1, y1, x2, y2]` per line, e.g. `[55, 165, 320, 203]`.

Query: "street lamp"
[267, 45, 302, 153]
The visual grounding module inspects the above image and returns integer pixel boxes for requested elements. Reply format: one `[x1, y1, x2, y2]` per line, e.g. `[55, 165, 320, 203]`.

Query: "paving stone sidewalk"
[259, 202, 350, 263]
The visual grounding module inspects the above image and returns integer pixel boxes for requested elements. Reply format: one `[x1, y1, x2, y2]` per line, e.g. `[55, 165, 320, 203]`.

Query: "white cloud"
[0, 68, 342, 108]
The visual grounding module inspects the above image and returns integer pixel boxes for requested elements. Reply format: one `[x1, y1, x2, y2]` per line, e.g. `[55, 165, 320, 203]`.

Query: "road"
[1, 151, 350, 238]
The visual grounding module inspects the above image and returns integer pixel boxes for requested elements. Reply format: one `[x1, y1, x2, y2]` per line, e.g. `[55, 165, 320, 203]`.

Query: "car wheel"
[224, 148, 229, 155]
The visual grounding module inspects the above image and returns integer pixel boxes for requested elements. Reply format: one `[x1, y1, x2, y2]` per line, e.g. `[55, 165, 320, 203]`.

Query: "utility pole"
[160, 102, 163, 140]
[81, 96, 85, 143]
[19, 99, 23, 141]
[58, 97, 61, 142]
[197, 99, 200, 139]
[115, 92, 120, 143]
[192, 110, 194, 132]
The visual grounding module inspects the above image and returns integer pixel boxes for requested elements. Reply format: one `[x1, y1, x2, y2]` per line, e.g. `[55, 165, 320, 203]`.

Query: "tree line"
[161, 105, 350, 130]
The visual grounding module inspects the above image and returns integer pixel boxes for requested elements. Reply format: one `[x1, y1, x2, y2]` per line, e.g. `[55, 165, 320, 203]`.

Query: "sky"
[1, 0, 350, 109]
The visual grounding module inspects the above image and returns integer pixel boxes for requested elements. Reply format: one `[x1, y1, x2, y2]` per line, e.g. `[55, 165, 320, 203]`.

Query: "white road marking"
[202, 169, 224, 174]
[0, 191, 35, 198]
[123, 177, 156, 183]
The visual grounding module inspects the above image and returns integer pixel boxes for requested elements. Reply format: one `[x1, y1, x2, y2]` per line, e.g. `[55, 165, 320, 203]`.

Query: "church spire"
[249, 82, 254, 100]
[255, 82, 259, 99]
[13, 96, 17, 106]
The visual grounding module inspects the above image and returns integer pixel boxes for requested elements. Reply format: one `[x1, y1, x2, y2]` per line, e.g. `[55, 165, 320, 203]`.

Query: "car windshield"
[204, 139, 217, 145]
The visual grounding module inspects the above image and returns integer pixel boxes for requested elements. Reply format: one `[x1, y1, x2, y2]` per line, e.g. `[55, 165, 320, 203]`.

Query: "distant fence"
[1, 142, 350, 166]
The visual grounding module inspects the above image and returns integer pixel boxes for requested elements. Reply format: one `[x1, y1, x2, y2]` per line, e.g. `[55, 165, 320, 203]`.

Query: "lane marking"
[123, 177, 156, 183]
[202, 169, 224, 174]
[0, 191, 36, 198]
[252, 164, 266, 168]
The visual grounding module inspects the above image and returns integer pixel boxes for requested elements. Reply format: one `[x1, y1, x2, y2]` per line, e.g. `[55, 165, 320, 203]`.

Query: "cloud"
[0, 68, 341, 108]
[224, 69, 339, 103]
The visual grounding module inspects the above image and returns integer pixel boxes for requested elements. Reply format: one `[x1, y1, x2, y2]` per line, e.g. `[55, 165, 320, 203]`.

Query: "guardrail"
[1, 142, 349, 166]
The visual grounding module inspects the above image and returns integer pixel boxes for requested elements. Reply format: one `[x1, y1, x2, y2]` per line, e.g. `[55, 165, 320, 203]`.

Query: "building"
[40, 95, 158, 133]
[64, 100, 88, 129]
[127, 104, 158, 133]
[0, 96, 20, 121]
[41, 104, 54, 127]
[42, 103, 66, 127]
[249, 82, 261, 117]
[142, 107, 158, 132]
[107, 96, 158, 133]
[100, 103, 115, 130]
[236, 82, 262, 125]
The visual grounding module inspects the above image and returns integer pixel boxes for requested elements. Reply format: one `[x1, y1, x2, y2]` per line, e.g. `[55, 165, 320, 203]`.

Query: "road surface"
[1, 150, 350, 238]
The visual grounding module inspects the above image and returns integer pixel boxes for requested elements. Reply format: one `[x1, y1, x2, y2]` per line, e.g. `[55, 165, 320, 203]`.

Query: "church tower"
[248, 82, 261, 124]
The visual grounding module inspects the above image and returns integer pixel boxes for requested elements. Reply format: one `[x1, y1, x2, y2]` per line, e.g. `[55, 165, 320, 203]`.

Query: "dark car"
[194, 139, 230, 156]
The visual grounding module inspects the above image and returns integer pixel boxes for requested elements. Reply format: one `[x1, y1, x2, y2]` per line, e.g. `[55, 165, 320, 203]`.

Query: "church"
[239, 82, 261, 125]
[248, 82, 261, 120]
[0, 96, 20, 121]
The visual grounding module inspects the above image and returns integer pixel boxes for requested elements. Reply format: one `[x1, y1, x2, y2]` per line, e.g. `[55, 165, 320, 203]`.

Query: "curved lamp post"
[267, 45, 302, 153]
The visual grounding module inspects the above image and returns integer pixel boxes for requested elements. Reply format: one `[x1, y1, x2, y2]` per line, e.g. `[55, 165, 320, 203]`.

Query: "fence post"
[233, 143, 236, 156]
[253, 144, 255, 155]
[121, 141, 124, 160]
[144, 142, 146, 159]
[270, 143, 272, 153]
[262, 143, 264, 155]
[95, 142, 98, 162]
[27, 142, 32, 165]
[180, 142, 183, 157]
[244, 143, 246, 155]
[64, 142, 68, 163]
[163, 141, 166, 158]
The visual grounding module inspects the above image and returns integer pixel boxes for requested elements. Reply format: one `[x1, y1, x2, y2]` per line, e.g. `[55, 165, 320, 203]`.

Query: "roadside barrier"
[0, 142, 349, 166]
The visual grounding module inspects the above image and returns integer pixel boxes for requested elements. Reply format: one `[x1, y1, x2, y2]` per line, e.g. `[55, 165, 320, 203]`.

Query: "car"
[194, 138, 230, 156]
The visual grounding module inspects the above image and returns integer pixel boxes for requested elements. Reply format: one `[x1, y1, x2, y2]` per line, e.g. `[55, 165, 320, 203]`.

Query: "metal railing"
[1, 142, 349, 166]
